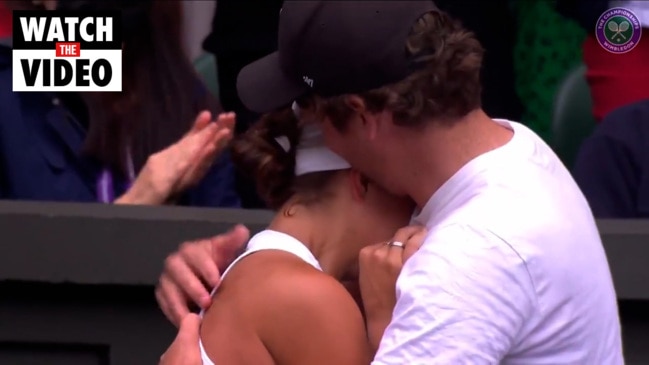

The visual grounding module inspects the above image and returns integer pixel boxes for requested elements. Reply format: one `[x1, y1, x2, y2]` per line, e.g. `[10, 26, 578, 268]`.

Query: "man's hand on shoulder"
[359, 225, 427, 353]
[156, 225, 249, 326]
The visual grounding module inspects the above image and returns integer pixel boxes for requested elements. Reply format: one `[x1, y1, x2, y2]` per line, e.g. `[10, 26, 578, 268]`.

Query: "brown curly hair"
[231, 108, 340, 210]
[320, 10, 484, 130]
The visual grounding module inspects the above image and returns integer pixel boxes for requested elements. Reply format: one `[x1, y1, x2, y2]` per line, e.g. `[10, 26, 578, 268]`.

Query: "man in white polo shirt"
[157, 1, 623, 363]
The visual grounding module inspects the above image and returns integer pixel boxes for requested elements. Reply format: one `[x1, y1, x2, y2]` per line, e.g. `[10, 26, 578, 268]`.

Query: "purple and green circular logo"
[596, 7, 642, 54]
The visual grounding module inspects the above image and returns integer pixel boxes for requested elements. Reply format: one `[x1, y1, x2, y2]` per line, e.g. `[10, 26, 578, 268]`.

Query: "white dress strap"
[202, 229, 322, 311]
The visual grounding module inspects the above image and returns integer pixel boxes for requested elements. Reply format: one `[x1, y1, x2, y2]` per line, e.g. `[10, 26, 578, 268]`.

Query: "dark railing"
[0, 201, 647, 364]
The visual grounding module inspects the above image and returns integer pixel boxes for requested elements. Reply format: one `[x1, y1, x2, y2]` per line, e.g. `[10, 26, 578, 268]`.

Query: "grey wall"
[0, 201, 647, 363]
[0, 201, 271, 365]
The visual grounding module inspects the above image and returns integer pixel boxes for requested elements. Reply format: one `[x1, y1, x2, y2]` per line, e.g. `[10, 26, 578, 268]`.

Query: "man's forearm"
[365, 316, 392, 355]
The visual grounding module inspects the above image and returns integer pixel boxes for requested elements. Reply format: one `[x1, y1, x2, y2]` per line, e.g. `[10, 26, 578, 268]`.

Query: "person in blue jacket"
[573, 99, 649, 218]
[0, 0, 240, 207]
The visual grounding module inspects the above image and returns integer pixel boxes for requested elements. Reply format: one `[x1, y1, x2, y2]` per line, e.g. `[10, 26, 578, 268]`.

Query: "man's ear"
[348, 170, 369, 203]
[346, 96, 378, 140]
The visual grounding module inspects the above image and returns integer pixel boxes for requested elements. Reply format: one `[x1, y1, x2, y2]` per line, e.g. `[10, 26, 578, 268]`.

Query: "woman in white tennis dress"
[197, 104, 415, 365]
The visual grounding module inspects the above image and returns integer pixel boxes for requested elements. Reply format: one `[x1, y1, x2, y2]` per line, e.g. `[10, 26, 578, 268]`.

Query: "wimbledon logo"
[12, 10, 122, 92]
[595, 7, 642, 54]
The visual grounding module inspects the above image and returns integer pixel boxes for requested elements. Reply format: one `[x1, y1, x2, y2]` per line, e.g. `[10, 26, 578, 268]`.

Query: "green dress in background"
[512, 0, 586, 141]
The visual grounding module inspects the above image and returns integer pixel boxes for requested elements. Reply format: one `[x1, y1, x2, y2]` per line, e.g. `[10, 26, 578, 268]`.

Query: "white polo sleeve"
[372, 224, 537, 365]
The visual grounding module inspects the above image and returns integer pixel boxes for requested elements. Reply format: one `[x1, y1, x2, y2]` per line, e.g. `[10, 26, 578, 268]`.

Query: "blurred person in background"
[203, 0, 283, 209]
[573, 99, 649, 218]
[558, 0, 649, 121]
[0, 0, 240, 207]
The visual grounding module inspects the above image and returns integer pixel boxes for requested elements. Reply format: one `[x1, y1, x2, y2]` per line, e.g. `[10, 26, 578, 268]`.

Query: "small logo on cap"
[302, 75, 314, 88]
[595, 7, 642, 54]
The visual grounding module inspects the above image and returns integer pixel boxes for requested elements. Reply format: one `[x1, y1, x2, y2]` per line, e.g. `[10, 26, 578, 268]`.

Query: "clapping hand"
[116, 111, 235, 205]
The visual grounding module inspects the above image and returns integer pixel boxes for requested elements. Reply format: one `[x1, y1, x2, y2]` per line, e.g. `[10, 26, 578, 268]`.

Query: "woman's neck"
[267, 205, 355, 281]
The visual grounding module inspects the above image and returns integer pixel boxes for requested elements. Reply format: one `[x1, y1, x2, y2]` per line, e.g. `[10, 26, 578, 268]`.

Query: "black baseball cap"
[237, 1, 437, 114]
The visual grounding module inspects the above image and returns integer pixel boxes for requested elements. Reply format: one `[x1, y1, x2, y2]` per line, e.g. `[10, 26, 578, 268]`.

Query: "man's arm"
[258, 267, 371, 365]
[159, 314, 203, 365]
[373, 224, 536, 365]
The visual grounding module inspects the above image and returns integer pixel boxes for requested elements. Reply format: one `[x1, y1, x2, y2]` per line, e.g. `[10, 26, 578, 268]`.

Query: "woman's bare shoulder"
[207, 250, 370, 364]
[239, 251, 370, 365]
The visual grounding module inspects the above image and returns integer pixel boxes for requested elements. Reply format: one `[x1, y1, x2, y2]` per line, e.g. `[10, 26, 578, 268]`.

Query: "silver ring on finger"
[386, 240, 405, 249]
